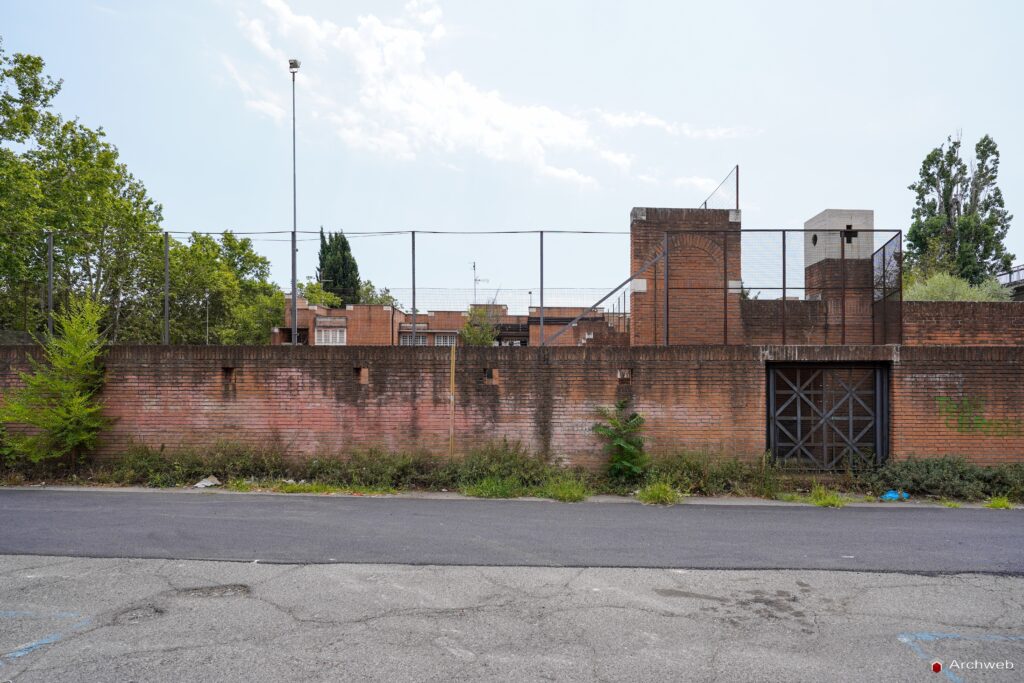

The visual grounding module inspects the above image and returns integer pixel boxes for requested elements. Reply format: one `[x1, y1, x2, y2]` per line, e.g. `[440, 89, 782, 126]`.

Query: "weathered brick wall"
[892, 346, 1024, 465]
[2, 345, 1022, 468]
[902, 302, 1024, 346]
[629, 208, 740, 346]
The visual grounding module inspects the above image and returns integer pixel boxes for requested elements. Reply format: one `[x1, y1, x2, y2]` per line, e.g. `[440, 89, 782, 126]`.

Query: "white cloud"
[225, 1, 752, 186]
[600, 110, 754, 140]
[672, 176, 720, 192]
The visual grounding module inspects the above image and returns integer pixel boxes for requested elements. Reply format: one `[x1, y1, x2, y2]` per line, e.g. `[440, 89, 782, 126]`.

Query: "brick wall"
[902, 302, 1024, 346]
[892, 346, 1024, 464]
[1, 344, 1022, 468]
[629, 208, 741, 346]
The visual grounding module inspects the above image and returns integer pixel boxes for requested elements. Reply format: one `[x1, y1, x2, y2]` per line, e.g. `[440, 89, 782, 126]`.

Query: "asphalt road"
[1, 489, 1022, 573]
[2, 558, 1023, 682]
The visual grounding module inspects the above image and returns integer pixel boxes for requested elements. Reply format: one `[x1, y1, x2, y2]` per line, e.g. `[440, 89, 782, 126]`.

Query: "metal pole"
[291, 70, 298, 346]
[410, 231, 416, 346]
[723, 232, 729, 344]
[781, 231, 787, 345]
[840, 231, 846, 345]
[539, 231, 544, 346]
[46, 231, 53, 336]
[206, 292, 210, 345]
[163, 231, 169, 345]
[735, 164, 740, 210]
[663, 232, 671, 348]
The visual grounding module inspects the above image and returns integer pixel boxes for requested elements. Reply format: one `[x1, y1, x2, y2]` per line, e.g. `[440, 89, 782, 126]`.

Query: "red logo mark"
[932, 661, 943, 673]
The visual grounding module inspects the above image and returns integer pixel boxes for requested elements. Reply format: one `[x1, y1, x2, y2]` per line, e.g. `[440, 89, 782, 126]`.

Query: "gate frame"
[766, 362, 890, 471]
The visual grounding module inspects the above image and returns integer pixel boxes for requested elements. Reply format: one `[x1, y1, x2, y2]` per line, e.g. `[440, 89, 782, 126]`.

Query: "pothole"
[173, 584, 251, 599]
[113, 604, 166, 625]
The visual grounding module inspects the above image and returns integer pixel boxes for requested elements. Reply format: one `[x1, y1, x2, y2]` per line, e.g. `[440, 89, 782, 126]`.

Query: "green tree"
[460, 306, 498, 346]
[299, 278, 342, 308]
[0, 296, 107, 465]
[316, 227, 360, 303]
[906, 134, 1014, 284]
[357, 279, 397, 306]
[0, 37, 62, 143]
[0, 37, 60, 332]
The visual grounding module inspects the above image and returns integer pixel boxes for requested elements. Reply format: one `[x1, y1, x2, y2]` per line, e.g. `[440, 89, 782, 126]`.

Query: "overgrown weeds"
[809, 483, 845, 508]
[985, 496, 1013, 510]
[635, 479, 682, 505]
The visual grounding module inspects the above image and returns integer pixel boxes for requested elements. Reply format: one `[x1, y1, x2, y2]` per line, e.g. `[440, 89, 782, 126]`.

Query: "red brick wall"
[630, 208, 741, 346]
[892, 346, 1024, 465]
[2, 345, 1022, 468]
[902, 302, 1024, 346]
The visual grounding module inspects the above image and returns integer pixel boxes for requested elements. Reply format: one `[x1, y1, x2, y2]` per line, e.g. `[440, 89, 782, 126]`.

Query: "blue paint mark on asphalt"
[0, 610, 93, 667]
[898, 631, 1024, 683]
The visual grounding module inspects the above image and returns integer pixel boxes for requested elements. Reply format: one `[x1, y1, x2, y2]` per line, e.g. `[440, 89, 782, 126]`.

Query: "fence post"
[723, 231, 729, 344]
[840, 230, 846, 345]
[662, 232, 669, 346]
[781, 230, 787, 345]
[539, 231, 544, 346]
[46, 230, 53, 337]
[410, 231, 416, 346]
[163, 231, 170, 345]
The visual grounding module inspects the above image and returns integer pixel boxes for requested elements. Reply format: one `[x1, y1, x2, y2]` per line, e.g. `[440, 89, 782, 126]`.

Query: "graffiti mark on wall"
[935, 397, 1023, 437]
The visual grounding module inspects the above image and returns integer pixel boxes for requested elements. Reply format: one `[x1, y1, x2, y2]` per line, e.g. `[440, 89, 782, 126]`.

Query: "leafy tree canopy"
[906, 133, 1014, 284]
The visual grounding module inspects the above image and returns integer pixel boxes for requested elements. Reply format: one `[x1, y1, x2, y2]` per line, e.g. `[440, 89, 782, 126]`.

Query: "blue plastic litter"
[881, 490, 909, 501]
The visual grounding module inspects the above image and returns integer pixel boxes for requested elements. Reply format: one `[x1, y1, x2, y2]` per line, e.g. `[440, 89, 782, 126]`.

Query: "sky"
[2, 0, 1022, 304]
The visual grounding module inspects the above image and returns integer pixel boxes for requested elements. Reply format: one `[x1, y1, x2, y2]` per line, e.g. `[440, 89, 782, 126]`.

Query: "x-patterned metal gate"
[768, 364, 888, 471]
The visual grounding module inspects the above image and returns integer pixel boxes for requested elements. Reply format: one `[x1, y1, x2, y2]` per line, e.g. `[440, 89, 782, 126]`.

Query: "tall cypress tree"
[316, 227, 360, 304]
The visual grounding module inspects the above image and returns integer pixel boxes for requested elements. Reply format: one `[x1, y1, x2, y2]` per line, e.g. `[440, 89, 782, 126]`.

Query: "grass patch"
[535, 473, 590, 502]
[938, 498, 962, 508]
[985, 496, 1013, 510]
[636, 480, 682, 505]
[461, 476, 526, 499]
[809, 483, 845, 508]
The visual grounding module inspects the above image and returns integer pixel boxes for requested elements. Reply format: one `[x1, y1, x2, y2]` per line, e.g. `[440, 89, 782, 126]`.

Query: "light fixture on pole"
[289, 58, 300, 345]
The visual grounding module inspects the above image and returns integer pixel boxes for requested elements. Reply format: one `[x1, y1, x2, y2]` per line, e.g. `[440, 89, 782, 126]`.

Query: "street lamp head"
[288, 58, 301, 73]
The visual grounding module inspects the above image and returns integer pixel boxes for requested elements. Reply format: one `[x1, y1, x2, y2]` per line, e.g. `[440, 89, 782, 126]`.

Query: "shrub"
[904, 272, 1009, 302]
[636, 480, 681, 505]
[866, 457, 1024, 501]
[450, 440, 551, 488]
[647, 451, 779, 498]
[0, 297, 107, 466]
[593, 400, 648, 484]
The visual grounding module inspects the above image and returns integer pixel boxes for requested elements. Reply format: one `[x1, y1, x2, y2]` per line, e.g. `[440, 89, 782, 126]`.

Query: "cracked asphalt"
[1, 558, 1022, 681]
[1, 490, 1022, 681]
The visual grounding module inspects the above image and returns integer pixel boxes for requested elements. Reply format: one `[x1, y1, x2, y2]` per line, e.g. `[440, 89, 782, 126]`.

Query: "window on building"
[315, 327, 347, 346]
[399, 333, 428, 346]
[435, 333, 457, 347]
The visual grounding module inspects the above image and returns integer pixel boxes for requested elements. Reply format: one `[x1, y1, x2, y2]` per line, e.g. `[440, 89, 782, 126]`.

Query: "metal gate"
[768, 364, 888, 471]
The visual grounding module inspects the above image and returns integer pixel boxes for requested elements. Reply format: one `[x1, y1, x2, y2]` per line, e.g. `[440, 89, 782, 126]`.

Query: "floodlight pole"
[290, 59, 300, 346]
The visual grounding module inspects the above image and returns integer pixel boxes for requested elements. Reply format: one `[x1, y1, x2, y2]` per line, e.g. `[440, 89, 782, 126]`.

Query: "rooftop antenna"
[472, 261, 489, 305]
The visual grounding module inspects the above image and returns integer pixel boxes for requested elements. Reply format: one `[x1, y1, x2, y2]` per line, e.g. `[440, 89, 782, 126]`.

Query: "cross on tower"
[844, 224, 859, 244]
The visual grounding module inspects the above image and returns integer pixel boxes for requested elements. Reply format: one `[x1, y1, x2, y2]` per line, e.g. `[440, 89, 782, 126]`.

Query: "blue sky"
[2, 0, 1022, 301]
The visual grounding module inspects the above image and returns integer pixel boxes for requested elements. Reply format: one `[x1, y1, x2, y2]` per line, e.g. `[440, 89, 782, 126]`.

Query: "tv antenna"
[472, 261, 489, 304]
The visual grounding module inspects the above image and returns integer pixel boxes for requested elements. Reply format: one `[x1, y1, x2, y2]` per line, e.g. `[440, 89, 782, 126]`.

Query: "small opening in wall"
[482, 368, 499, 385]
[354, 367, 369, 385]
[617, 368, 632, 384]
[222, 366, 235, 381]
